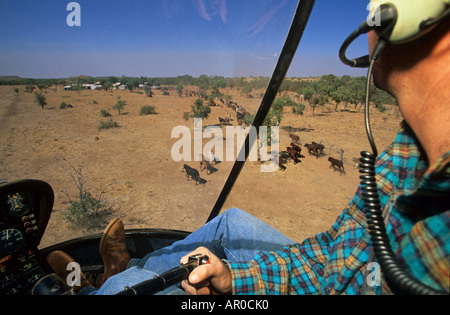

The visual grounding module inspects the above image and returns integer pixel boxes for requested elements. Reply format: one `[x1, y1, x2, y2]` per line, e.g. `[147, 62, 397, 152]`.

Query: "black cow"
[181, 164, 205, 185]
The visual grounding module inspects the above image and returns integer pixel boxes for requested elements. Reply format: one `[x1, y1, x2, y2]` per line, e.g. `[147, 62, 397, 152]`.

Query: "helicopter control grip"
[115, 254, 210, 295]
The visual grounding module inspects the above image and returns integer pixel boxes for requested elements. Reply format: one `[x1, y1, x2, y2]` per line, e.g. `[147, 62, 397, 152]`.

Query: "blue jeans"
[82, 208, 294, 295]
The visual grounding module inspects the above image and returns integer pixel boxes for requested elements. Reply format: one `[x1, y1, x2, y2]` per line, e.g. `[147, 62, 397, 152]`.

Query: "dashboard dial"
[0, 228, 24, 257]
[5, 192, 32, 217]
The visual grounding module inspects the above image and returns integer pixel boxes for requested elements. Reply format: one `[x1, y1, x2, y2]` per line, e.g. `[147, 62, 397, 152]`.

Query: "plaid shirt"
[227, 122, 450, 295]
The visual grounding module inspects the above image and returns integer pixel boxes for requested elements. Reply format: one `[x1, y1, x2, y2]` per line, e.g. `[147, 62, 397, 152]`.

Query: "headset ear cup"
[339, 0, 450, 68]
[369, 0, 449, 43]
[371, 4, 398, 41]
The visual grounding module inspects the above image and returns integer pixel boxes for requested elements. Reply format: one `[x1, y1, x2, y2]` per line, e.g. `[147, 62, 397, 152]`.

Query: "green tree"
[298, 86, 314, 103]
[102, 81, 112, 92]
[273, 96, 296, 110]
[279, 79, 293, 96]
[37, 83, 50, 91]
[191, 98, 211, 119]
[311, 94, 328, 116]
[198, 84, 209, 100]
[331, 86, 351, 111]
[34, 92, 47, 109]
[241, 86, 253, 97]
[183, 98, 211, 121]
[264, 97, 292, 126]
[144, 85, 153, 97]
[264, 108, 282, 127]
[176, 84, 184, 97]
[126, 82, 134, 92]
[113, 98, 126, 115]
[212, 77, 226, 90]
[293, 103, 306, 115]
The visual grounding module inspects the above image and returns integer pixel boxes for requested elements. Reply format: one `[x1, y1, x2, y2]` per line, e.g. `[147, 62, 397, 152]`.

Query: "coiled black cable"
[360, 59, 443, 295]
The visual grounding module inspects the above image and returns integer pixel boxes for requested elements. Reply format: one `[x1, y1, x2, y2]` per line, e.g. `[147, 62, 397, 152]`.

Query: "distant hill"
[0, 76, 22, 81]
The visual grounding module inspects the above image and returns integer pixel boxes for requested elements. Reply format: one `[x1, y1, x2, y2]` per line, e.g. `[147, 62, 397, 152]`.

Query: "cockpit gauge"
[0, 228, 24, 257]
[1, 192, 32, 217]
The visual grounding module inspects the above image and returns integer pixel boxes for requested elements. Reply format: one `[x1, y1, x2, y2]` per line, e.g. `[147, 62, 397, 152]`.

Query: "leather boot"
[46, 250, 93, 293]
[97, 218, 131, 287]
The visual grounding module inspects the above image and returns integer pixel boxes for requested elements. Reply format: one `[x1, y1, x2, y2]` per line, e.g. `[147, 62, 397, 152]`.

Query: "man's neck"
[396, 66, 450, 166]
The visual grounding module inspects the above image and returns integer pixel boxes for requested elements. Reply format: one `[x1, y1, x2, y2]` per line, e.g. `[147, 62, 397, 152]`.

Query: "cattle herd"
[278, 135, 346, 174]
[180, 96, 349, 185]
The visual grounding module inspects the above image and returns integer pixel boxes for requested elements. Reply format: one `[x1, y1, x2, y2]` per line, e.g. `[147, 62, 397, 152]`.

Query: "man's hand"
[180, 247, 232, 295]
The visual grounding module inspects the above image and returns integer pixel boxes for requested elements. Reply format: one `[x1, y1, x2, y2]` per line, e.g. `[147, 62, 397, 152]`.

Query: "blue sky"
[0, 0, 370, 78]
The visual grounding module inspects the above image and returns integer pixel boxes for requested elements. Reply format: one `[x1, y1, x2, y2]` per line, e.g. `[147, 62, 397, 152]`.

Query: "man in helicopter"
[47, 0, 449, 295]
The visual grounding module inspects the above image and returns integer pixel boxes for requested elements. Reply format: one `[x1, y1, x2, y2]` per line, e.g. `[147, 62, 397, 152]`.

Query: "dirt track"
[0, 85, 403, 248]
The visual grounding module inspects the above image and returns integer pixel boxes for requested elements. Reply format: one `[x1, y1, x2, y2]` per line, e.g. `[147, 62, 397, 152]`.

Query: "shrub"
[377, 104, 387, 113]
[25, 85, 35, 93]
[140, 105, 157, 116]
[241, 86, 252, 96]
[245, 114, 256, 126]
[55, 158, 115, 233]
[98, 118, 120, 130]
[59, 102, 73, 109]
[65, 191, 114, 232]
[100, 109, 112, 117]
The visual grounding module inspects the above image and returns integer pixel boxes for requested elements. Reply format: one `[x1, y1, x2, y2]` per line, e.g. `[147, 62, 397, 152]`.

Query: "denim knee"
[222, 208, 248, 221]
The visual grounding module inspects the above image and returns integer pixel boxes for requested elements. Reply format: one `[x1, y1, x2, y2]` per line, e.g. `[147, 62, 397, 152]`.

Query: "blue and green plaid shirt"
[227, 121, 450, 294]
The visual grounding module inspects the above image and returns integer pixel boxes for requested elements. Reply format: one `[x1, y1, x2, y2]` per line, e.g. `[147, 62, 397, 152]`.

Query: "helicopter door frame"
[206, 0, 316, 223]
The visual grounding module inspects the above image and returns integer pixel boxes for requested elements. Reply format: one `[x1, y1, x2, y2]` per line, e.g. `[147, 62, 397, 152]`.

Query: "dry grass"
[0, 85, 403, 248]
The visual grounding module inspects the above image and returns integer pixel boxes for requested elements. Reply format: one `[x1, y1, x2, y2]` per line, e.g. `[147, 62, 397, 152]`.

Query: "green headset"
[340, 0, 449, 295]
[340, 0, 450, 68]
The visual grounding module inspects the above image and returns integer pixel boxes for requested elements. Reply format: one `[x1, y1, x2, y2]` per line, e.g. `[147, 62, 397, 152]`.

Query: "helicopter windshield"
[0, 0, 402, 249]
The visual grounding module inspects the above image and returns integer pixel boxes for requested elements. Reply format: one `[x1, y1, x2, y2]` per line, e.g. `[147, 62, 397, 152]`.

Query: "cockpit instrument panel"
[0, 180, 54, 295]
[0, 228, 25, 257]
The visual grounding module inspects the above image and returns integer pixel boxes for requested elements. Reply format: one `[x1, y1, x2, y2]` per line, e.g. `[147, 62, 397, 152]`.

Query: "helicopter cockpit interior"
[0, 179, 190, 295]
[2, 0, 447, 296]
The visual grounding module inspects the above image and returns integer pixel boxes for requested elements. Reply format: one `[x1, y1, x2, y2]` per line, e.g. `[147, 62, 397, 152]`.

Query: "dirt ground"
[0, 84, 403, 249]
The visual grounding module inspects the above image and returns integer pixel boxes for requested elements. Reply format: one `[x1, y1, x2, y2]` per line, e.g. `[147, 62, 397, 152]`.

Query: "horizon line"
[0, 73, 366, 81]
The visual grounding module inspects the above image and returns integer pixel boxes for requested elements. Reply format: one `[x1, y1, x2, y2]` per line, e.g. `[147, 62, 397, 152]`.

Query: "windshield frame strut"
[206, 0, 316, 223]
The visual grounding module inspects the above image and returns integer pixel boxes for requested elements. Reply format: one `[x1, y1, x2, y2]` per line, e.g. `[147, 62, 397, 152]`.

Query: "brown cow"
[304, 143, 319, 156]
[286, 147, 301, 164]
[290, 142, 302, 154]
[328, 157, 345, 174]
[289, 134, 300, 143]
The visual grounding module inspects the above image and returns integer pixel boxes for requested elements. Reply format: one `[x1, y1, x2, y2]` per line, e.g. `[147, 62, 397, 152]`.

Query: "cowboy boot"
[97, 218, 131, 287]
[46, 250, 93, 293]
